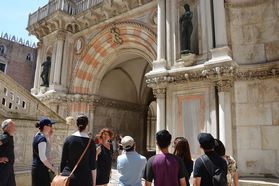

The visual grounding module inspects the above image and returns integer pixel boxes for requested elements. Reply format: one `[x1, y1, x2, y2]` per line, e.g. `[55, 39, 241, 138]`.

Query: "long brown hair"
[174, 138, 192, 163]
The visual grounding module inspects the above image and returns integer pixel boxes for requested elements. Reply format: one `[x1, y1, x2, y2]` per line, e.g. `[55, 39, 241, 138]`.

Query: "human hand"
[0, 157, 8, 163]
[96, 146, 102, 155]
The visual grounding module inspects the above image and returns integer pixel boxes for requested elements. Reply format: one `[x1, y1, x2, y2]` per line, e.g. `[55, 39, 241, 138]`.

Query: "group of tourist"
[0, 117, 239, 186]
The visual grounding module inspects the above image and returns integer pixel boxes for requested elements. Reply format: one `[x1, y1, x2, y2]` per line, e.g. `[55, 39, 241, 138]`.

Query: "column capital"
[153, 87, 166, 98]
[56, 30, 66, 40]
[37, 41, 43, 48]
[216, 79, 233, 92]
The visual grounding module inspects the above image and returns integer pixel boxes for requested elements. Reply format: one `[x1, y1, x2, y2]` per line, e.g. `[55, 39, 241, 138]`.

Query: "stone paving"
[108, 169, 279, 186]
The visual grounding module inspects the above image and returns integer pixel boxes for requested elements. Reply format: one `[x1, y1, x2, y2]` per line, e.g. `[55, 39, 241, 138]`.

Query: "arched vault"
[71, 21, 157, 94]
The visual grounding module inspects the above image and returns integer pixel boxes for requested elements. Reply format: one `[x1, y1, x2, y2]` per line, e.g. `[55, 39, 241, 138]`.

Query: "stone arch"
[70, 21, 157, 94]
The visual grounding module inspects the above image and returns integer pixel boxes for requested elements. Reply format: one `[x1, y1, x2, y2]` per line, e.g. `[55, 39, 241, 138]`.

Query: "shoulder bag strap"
[69, 138, 92, 177]
[200, 154, 216, 177]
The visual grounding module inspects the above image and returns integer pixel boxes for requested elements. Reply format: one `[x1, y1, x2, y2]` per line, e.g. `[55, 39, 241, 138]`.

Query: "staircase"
[0, 71, 67, 185]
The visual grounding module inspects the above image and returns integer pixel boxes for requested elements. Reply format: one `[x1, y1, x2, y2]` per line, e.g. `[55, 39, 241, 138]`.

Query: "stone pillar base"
[206, 46, 232, 65]
[31, 88, 38, 95]
[152, 59, 167, 71]
[48, 84, 66, 93]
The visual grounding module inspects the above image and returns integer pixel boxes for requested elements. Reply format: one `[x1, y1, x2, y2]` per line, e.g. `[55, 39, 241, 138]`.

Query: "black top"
[0, 132, 14, 164]
[60, 135, 96, 186]
[96, 144, 113, 185]
[184, 160, 194, 186]
[193, 151, 227, 186]
[32, 132, 47, 167]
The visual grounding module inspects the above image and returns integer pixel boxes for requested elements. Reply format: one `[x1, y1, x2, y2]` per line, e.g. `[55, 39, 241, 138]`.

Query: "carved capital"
[216, 80, 233, 92]
[153, 87, 166, 98]
[56, 30, 66, 40]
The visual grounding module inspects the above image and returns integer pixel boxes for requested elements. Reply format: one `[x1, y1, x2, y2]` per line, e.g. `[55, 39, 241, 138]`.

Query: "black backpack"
[201, 154, 227, 186]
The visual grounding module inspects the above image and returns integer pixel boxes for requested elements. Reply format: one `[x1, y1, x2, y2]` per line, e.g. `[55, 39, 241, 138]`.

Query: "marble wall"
[234, 79, 279, 177]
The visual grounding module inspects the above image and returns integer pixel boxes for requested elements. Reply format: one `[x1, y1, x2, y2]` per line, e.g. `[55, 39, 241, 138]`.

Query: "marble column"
[50, 31, 65, 91]
[153, 87, 166, 153]
[212, 0, 227, 47]
[153, 87, 166, 132]
[153, 0, 167, 71]
[166, 0, 179, 67]
[217, 80, 233, 155]
[31, 42, 43, 94]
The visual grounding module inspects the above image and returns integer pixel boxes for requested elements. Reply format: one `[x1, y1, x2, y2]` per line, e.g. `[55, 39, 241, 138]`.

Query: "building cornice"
[36, 92, 146, 112]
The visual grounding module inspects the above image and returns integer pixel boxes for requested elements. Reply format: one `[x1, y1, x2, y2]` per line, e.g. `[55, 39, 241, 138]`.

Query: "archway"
[70, 22, 157, 153]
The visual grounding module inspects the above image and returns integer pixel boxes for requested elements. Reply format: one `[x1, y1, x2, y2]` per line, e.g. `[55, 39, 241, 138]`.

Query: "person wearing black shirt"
[96, 128, 114, 186]
[60, 115, 96, 186]
[0, 119, 16, 186]
[193, 133, 228, 186]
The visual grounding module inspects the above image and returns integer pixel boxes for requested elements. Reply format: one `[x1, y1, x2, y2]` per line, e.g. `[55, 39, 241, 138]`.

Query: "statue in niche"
[40, 56, 51, 87]
[180, 3, 193, 54]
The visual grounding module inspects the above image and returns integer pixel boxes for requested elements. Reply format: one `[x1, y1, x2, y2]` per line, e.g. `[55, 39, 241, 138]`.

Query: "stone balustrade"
[28, 0, 103, 26]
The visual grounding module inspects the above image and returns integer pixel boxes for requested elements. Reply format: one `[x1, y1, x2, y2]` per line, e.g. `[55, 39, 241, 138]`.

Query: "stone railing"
[0, 71, 68, 186]
[28, 0, 103, 26]
[0, 71, 65, 121]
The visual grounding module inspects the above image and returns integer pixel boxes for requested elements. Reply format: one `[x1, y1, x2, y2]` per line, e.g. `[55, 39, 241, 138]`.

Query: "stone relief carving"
[75, 37, 84, 54]
[110, 26, 123, 45]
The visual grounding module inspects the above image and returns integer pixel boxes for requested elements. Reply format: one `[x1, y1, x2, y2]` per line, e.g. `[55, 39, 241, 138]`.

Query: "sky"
[0, 0, 48, 44]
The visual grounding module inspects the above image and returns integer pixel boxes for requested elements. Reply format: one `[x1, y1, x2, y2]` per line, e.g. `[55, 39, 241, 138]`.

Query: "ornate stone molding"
[166, 62, 279, 84]
[110, 25, 123, 45]
[56, 30, 66, 40]
[225, 0, 266, 8]
[216, 80, 233, 92]
[37, 93, 146, 112]
[152, 87, 166, 98]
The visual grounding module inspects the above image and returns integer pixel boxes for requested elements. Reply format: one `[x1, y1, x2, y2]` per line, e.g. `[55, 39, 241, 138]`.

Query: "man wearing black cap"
[0, 119, 16, 186]
[193, 133, 227, 186]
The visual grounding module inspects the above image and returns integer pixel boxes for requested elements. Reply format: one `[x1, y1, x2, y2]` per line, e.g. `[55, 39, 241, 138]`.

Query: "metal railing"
[28, 0, 103, 26]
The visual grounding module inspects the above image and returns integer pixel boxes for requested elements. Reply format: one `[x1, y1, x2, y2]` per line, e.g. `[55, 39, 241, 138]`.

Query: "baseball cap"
[38, 117, 55, 128]
[121, 136, 135, 150]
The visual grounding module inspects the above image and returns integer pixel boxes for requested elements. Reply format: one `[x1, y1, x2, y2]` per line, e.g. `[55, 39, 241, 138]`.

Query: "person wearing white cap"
[117, 136, 147, 186]
[0, 119, 16, 186]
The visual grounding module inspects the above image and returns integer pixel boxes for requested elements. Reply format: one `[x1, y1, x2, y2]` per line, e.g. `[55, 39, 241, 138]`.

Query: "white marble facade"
[26, 0, 279, 178]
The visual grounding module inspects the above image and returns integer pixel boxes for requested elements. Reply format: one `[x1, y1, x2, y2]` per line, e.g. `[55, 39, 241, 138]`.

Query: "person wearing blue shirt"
[117, 136, 147, 186]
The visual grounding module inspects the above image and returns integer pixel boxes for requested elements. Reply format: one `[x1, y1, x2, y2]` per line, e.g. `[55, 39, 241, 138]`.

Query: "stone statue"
[180, 4, 193, 54]
[40, 56, 51, 87]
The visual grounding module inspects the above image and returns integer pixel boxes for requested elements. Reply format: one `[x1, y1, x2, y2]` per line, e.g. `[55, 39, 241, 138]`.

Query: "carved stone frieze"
[216, 80, 233, 92]
[37, 93, 146, 112]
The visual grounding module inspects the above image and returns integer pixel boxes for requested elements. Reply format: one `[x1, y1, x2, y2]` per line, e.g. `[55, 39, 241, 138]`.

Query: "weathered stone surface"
[237, 149, 276, 176]
[234, 82, 248, 103]
[236, 126, 261, 149]
[265, 40, 279, 62]
[262, 79, 279, 102]
[232, 44, 266, 64]
[272, 102, 279, 125]
[235, 103, 272, 126]
[261, 126, 279, 149]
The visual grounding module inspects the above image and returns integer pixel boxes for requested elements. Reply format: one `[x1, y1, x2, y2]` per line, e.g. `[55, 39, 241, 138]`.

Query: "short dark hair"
[156, 130, 172, 149]
[214, 139, 226, 156]
[76, 115, 88, 132]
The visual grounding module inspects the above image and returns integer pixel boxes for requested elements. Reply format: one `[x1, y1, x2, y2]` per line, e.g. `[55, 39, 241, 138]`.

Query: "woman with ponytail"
[32, 117, 56, 186]
[60, 115, 97, 186]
